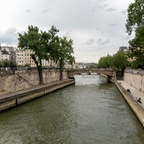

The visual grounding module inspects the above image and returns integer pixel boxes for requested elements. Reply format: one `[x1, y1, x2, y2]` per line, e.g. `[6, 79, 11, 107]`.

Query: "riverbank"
[114, 80, 144, 127]
[100, 73, 144, 127]
[0, 79, 75, 112]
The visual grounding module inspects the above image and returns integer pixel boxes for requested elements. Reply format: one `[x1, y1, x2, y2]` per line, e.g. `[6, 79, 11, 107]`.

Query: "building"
[1, 49, 10, 60]
[0, 46, 16, 61]
[119, 46, 128, 52]
[15, 48, 25, 66]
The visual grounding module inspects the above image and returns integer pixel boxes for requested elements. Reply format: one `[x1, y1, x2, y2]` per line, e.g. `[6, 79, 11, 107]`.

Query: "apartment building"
[1, 49, 10, 60]
[15, 48, 25, 66]
[24, 49, 35, 67]
[0, 46, 69, 68]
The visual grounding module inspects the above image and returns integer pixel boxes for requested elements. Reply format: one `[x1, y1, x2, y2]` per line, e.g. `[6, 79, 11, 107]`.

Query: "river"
[0, 75, 144, 144]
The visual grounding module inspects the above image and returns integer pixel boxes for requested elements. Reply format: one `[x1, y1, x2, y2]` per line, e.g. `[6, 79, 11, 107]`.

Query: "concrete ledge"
[114, 80, 144, 127]
[0, 79, 75, 112]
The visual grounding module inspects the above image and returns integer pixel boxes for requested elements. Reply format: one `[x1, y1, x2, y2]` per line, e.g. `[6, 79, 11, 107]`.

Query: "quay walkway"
[117, 80, 144, 108]
[0, 79, 74, 99]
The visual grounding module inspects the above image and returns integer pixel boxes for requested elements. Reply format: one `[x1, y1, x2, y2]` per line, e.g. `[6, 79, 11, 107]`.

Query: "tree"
[3, 59, 10, 67]
[97, 51, 131, 75]
[97, 55, 113, 69]
[18, 25, 51, 85]
[50, 36, 75, 80]
[18, 25, 75, 84]
[113, 51, 130, 75]
[126, 0, 144, 69]
[0, 61, 3, 68]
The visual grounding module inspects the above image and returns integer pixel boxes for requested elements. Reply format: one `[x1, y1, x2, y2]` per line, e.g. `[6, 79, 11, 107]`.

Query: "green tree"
[97, 57, 106, 68]
[9, 60, 16, 67]
[51, 36, 75, 80]
[3, 59, 10, 67]
[97, 51, 131, 74]
[18, 25, 51, 85]
[24, 63, 31, 67]
[126, 0, 144, 69]
[97, 55, 113, 69]
[0, 61, 3, 68]
[112, 51, 128, 71]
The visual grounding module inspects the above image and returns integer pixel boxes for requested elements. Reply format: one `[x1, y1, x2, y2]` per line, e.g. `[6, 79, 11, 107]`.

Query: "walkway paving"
[117, 80, 144, 107]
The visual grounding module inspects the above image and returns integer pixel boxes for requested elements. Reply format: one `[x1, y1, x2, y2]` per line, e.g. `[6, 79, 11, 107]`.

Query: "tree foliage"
[97, 51, 131, 71]
[18, 25, 75, 84]
[18, 25, 51, 84]
[0, 60, 16, 68]
[50, 36, 75, 80]
[126, 0, 144, 69]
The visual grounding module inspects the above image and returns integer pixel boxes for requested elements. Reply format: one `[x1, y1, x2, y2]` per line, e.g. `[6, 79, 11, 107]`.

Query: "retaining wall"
[0, 79, 75, 112]
[124, 69, 144, 92]
[114, 80, 144, 127]
[0, 69, 68, 94]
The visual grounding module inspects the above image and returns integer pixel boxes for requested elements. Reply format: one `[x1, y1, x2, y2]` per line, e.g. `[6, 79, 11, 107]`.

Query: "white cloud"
[0, 0, 135, 62]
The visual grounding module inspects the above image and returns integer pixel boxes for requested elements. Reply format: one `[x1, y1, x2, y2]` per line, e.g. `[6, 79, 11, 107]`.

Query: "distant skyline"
[0, 0, 134, 63]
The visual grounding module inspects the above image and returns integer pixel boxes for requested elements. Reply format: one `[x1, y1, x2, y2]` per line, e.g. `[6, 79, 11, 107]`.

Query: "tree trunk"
[38, 66, 43, 85]
[60, 67, 63, 81]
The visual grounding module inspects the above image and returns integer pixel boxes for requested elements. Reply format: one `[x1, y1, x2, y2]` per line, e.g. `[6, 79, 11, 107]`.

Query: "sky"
[0, 0, 135, 63]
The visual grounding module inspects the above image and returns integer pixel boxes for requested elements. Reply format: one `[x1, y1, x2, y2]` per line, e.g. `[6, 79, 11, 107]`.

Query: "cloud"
[108, 23, 117, 27]
[42, 9, 49, 13]
[65, 30, 75, 39]
[26, 9, 31, 13]
[1, 27, 18, 46]
[97, 39, 110, 45]
[92, 4, 108, 12]
[121, 10, 127, 14]
[0, 0, 134, 63]
[106, 8, 116, 12]
[82, 39, 95, 46]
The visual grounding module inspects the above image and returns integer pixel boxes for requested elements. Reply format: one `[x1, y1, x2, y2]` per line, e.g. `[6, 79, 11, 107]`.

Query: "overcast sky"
[0, 0, 134, 63]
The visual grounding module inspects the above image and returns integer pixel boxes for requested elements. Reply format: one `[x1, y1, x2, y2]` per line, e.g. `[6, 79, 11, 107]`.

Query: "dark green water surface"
[0, 75, 144, 144]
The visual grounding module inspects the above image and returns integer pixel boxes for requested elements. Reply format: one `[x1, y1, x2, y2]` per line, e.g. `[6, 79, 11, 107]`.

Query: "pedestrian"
[137, 98, 142, 104]
[127, 89, 131, 93]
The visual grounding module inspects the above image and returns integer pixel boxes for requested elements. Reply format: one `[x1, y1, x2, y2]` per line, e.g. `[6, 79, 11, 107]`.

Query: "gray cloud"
[0, 0, 134, 62]
[1, 27, 18, 46]
[82, 39, 95, 46]
[92, 4, 108, 12]
[26, 9, 31, 13]
[121, 10, 127, 14]
[97, 39, 110, 45]
[42, 9, 49, 13]
[66, 30, 75, 39]
[108, 23, 117, 27]
[106, 8, 116, 12]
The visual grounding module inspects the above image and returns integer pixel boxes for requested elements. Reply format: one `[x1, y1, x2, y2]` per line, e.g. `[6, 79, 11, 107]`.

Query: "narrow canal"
[0, 75, 144, 144]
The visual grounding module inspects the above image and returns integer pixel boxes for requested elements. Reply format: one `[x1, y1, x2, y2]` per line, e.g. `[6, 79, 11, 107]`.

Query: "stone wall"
[0, 79, 75, 112]
[124, 69, 144, 93]
[0, 69, 68, 94]
[114, 80, 144, 127]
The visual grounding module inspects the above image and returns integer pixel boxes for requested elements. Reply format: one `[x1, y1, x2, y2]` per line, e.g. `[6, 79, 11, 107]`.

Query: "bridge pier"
[107, 75, 112, 82]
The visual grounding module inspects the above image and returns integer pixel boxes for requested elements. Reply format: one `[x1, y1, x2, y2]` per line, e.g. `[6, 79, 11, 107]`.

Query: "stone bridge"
[67, 69, 116, 82]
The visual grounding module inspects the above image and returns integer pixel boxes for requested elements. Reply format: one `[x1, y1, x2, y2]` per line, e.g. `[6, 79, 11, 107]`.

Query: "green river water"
[0, 75, 144, 144]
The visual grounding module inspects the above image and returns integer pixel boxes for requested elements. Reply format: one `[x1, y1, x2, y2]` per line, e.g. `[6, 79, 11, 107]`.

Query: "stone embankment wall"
[0, 69, 68, 94]
[0, 79, 75, 112]
[114, 80, 144, 127]
[124, 69, 144, 93]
